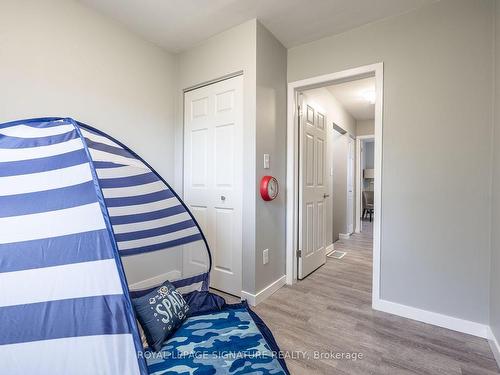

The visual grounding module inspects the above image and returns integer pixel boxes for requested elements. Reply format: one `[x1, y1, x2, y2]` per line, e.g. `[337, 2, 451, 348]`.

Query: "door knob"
[323, 194, 330, 199]
[221, 195, 226, 201]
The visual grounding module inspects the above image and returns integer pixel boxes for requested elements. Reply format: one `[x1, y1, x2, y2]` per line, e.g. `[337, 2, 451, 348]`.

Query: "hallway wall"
[289, 0, 493, 324]
[331, 133, 350, 239]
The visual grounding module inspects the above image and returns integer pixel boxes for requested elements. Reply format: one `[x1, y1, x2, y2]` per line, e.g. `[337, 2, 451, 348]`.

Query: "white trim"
[129, 270, 182, 291]
[286, 63, 384, 306]
[372, 63, 384, 308]
[326, 243, 334, 255]
[286, 88, 299, 285]
[373, 299, 489, 338]
[487, 327, 500, 368]
[346, 137, 355, 234]
[339, 233, 351, 240]
[241, 275, 286, 306]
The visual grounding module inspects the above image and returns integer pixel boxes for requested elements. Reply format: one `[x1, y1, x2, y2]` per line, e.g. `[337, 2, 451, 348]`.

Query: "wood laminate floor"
[217, 221, 499, 374]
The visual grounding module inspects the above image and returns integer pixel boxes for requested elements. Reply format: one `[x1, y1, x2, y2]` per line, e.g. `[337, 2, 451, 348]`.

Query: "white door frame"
[286, 63, 384, 308]
[355, 135, 375, 233]
[346, 136, 355, 234]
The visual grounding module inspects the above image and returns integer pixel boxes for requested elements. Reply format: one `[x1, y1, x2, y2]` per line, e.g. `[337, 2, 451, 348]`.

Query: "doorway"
[183, 75, 243, 296]
[286, 63, 383, 306]
[356, 136, 375, 233]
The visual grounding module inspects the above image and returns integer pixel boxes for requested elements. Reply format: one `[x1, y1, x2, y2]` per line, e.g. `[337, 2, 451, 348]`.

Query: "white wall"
[0, 0, 177, 182]
[356, 119, 375, 136]
[289, 0, 493, 324]
[0, 0, 179, 284]
[331, 134, 350, 238]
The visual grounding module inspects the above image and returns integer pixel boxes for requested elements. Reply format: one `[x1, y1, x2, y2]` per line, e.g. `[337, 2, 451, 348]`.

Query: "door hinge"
[296, 250, 302, 258]
[297, 105, 302, 117]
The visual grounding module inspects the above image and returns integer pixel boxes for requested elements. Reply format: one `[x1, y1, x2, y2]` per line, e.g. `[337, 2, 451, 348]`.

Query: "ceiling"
[79, 0, 436, 53]
[327, 77, 376, 121]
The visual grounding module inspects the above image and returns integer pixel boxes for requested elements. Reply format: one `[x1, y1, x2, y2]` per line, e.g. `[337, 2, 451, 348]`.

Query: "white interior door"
[184, 76, 243, 296]
[298, 94, 327, 279]
[347, 138, 355, 234]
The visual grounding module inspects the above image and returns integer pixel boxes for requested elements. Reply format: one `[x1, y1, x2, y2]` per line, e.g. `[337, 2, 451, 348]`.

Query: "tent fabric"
[145, 303, 289, 375]
[78, 122, 211, 295]
[80, 126, 205, 257]
[0, 117, 212, 374]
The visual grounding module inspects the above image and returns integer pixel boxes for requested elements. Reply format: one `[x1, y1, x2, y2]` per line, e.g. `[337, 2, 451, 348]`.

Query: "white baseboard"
[129, 270, 182, 291]
[241, 275, 286, 306]
[373, 298, 488, 338]
[487, 327, 500, 369]
[339, 233, 351, 240]
[326, 243, 334, 255]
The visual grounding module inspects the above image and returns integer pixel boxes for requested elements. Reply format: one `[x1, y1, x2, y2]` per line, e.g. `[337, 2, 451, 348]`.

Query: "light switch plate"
[263, 248, 269, 264]
[264, 154, 270, 169]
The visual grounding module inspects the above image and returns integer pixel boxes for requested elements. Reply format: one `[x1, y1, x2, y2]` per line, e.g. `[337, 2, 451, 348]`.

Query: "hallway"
[248, 224, 499, 374]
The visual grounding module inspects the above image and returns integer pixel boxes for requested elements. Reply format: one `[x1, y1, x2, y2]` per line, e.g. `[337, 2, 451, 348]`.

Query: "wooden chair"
[362, 191, 374, 222]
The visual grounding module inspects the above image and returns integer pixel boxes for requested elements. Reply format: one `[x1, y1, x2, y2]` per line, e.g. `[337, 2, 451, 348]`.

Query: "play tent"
[0, 117, 212, 374]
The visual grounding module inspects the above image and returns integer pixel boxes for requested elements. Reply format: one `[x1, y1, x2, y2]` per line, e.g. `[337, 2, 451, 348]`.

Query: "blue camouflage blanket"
[145, 304, 287, 374]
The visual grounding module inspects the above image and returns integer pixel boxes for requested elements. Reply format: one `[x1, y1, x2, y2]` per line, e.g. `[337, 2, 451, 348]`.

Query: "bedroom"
[1, 1, 500, 374]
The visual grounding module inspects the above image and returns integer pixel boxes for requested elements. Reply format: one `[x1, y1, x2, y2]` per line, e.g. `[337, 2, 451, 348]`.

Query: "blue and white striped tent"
[0, 117, 211, 374]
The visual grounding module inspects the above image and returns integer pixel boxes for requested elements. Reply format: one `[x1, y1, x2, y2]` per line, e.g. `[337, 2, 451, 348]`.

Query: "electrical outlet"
[263, 248, 269, 265]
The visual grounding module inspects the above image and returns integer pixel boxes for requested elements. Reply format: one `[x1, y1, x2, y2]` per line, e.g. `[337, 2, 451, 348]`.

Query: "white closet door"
[298, 94, 327, 279]
[184, 76, 243, 296]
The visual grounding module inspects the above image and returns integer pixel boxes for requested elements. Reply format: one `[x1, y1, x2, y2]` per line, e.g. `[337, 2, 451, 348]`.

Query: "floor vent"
[327, 250, 346, 259]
